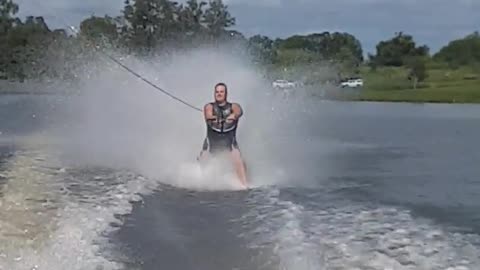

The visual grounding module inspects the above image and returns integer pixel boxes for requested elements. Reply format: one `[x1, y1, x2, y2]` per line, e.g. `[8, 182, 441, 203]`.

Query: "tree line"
[0, 0, 479, 84]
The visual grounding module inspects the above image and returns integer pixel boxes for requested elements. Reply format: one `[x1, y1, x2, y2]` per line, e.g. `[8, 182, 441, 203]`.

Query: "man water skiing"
[197, 82, 248, 189]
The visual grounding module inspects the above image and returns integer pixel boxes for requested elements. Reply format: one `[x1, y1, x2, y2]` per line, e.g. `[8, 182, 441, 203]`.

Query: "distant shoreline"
[2, 80, 480, 105]
[351, 97, 480, 105]
[351, 87, 480, 104]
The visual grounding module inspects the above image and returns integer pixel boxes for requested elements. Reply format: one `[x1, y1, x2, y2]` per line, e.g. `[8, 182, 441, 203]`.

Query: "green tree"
[154, 0, 181, 44]
[433, 32, 480, 68]
[275, 49, 322, 66]
[3, 15, 54, 80]
[248, 35, 276, 64]
[0, 0, 18, 34]
[276, 32, 363, 66]
[79, 15, 118, 47]
[120, 0, 162, 50]
[120, 0, 190, 51]
[406, 56, 428, 89]
[177, 0, 208, 40]
[0, 0, 19, 77]
[280, 35, 312, 50]
[370, 32, 429, 67]
[202, 0, 235, 39]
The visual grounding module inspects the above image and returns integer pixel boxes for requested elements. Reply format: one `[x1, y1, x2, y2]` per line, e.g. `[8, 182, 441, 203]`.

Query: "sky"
[15, 0, 480, 55]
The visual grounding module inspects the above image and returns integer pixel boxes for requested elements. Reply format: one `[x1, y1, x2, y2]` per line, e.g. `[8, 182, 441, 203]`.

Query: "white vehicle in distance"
[340, 78, 364, 88]
[272, 79, 296, 89]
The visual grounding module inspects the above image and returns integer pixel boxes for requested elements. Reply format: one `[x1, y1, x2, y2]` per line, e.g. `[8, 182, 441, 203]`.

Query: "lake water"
[1, 94, 479, 270]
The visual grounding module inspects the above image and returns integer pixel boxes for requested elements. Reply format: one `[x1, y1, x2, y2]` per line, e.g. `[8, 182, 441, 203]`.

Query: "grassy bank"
[3, 63, 480, 104]
[349, 65, 480, 103]
[356, 86, 480, 103]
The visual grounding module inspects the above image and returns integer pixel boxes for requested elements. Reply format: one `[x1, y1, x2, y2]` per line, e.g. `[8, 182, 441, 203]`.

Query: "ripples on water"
[0, 145, 157, 270]
[238, 188, 480, 270]
[1, 144, 480, 270]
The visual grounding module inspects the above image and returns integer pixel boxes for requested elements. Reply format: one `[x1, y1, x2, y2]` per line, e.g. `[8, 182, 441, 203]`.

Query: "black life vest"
[207, 102, 237, 133]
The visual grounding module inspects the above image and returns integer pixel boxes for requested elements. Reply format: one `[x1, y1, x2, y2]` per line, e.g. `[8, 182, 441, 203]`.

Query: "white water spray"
[48, 45, 317, 191]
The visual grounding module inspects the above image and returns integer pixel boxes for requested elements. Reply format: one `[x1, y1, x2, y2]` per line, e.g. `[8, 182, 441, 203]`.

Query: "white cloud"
[17, 0, 122, 14]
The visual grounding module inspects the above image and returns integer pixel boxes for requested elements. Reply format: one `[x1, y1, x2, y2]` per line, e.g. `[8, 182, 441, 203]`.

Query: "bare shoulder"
[231, 102, 243, 110]
[204, 103, 213, 110]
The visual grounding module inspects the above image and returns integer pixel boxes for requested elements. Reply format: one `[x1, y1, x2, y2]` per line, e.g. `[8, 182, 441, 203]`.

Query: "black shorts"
[202, 134, 239, 154]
